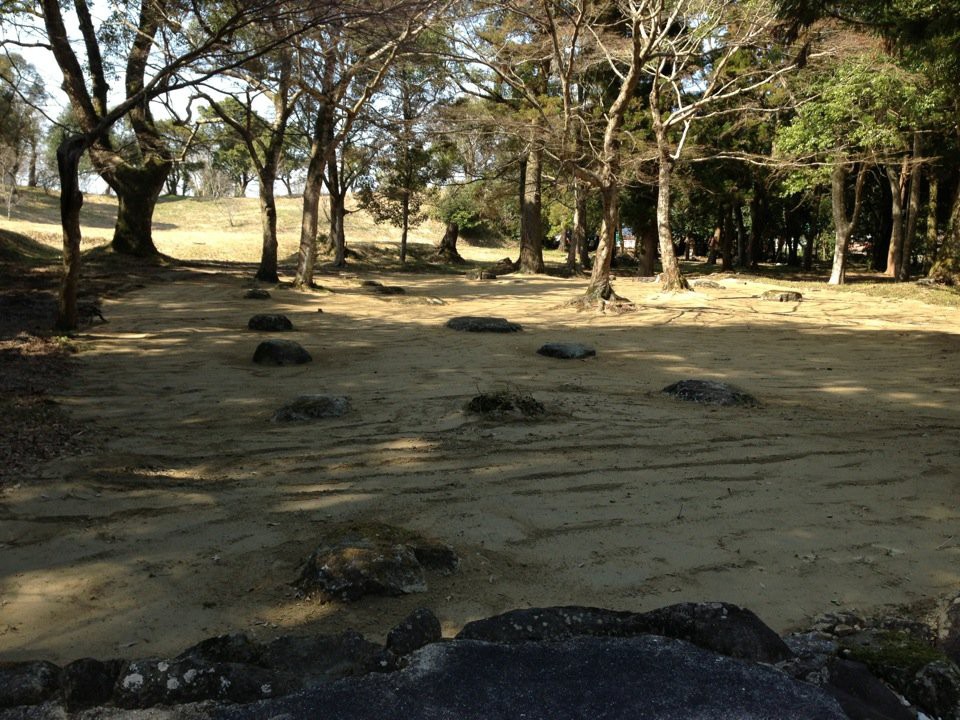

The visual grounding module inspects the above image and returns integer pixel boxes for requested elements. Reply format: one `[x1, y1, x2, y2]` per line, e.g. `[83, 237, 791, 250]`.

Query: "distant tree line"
[1, 0, 959, 327]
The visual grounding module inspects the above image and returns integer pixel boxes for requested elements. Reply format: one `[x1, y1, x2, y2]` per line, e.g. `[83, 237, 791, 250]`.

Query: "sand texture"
[2, 267, 959, 662]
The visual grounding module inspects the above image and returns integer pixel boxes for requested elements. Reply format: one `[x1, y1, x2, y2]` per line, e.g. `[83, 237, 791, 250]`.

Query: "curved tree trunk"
[436, 221, 462, 262]
[56, 135, 87, 331]
[583, 183, 620, 299]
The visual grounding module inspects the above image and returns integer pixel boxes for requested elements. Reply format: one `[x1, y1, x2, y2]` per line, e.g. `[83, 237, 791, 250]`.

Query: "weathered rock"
[272, 395, 351, 422]
[113, 658, 294, 709]
[466, 391, 545, 418]
[261, 632, 381, 685]
[252, 340, 312, 366]
[243, 289, 271, 300]
[840, 627, 959, 717]
[0, 661, 60, 708]
[296, 524, 458, 601]
[457, 606, 648, 644]
[761, 289, 803, 302]
[636, 602, 794, 664]
[491, 257, 517, 275]
[663, 379, 758, 407]
[248, 314, 293, 332]
[823, 658, 916, 720]
[59, 658, 123, 711]
[537, 343, 596, 360]
[445, 316, 522, 333]
[466, 269, 497, 280]
[214, 636, 849, 720]
[693, 279, 723, 289]
[176, 634, 264, 667]
[386, 609, 443, 657]
[942, 594, 960, 665]
[910, 660, 960, 719]
[458, 603, 792, 665]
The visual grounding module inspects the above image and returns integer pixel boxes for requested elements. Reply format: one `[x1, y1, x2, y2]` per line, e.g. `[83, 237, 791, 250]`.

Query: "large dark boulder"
[113, 658, 297, 709]
[457, 606, 647, 643]
[446, 316, 522, 333]
[215, 636, 848, 720]
[386, 609, 443, 657]
[248, 314, 293, 332]
[59, 658, 123, 711]
[663, 379, 759, 407]
[636, 602, 794, 664]
[0, 661, 60, 708]
[252, 340, 312, 366]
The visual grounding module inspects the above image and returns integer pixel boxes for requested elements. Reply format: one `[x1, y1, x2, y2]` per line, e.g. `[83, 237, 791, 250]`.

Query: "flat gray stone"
[272, 396, 350, 422]
[446, 316, 522, 333]
[761, 290, 803, 302]
[252, 340, 312, 366]
[248, 314, 293, 332]
[537, 343, 596, 360]
[663, 380, 758, 407]
[214, 636, 849, 720]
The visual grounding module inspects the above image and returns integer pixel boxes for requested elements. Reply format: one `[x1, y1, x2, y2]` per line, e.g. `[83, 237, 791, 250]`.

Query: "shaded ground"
[1, 242, 958, 663]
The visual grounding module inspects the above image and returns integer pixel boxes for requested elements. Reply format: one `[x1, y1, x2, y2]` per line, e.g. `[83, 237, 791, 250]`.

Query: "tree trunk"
[294, 138, 325, 288]
[924, 173, 939, 274]
[105, 159, 168, 256]
[331, 191, 347, 267]
[518, 143, 545, 274]
[256, 167, 280, 282]
[828, 163, 867, 285]
[885, 160, 907, 278]
[900, 134, 922, 281]
[735, 204, 747, 268]
[638, 224, 657, 277]
[400, 193, 409, 264]
[436, 221, 462, 262]
[721, 205, 734, 271]
[655, 156, 688, 290]
[55, 136, 87, 331]
[584, 182, 619, 299]
[929, 181, 960, 282]
[748, 187, 763, 269]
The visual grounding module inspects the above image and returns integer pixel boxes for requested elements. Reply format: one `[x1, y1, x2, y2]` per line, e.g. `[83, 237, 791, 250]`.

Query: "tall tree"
[293, 0, 451, 288]
[12, 0, 326, 328]
[198, 21, 304, 282]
